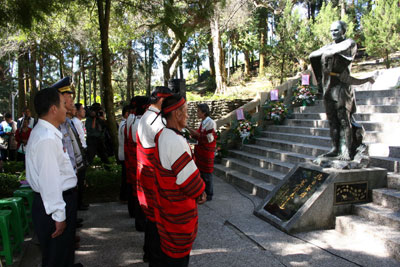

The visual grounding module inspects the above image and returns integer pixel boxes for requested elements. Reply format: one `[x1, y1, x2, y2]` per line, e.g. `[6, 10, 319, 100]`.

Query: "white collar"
[37, 119, 62, 139]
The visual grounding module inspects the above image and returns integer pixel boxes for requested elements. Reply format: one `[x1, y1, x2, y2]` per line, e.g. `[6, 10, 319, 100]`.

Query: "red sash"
[136, 133, 157, 222]
[153, 129, 205, 258]
[124, 122, 138, 196]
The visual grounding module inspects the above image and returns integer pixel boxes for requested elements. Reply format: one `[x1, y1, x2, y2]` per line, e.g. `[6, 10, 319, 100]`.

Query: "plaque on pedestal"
[254, 163, 387, 233]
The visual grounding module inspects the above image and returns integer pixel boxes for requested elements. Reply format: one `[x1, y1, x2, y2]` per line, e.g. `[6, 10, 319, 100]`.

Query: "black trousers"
[160, 250, 190, 267]
[119, 161, 128, 201]
[146, 220, 163, 267]
[134, 197, 145, 231]
[32, 189, 78, 267]
[126, 183, 135, 218]
[77, 169, 86, 208]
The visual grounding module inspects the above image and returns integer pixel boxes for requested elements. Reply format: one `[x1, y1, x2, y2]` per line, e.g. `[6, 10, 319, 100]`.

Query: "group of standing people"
[25, 76, 112, 267]
[118, 86, 217, 266]
[0, 107, 35, 165]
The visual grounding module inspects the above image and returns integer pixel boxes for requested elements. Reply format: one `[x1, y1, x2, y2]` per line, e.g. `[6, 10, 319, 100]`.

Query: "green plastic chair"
[0, 197, 28, 246]
[13, 189, 34, 224]
[0, 210, 14, 265]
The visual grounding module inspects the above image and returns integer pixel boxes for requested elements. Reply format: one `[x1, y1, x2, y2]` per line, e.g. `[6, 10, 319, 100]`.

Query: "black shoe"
[76, 218, 84, 224]
[73, 263, 84, 267]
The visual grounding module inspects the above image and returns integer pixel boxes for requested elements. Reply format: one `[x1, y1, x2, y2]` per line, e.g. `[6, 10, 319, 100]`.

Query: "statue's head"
[330, 21, 347, 43]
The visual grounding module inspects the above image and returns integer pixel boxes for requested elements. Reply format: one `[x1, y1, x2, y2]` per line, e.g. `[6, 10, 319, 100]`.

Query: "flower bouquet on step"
[232, 119, 256, 144]
[291, 83, 318, 107]
[263, 99, 289, 125]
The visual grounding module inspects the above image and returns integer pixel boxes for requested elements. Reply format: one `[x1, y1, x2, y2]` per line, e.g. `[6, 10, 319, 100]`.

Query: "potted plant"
[291, 82, 318, 107]
[263, 99, 289, 125]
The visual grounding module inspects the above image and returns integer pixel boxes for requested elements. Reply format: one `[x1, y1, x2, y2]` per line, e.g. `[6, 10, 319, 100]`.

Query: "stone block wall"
[187, 99, 252, 129]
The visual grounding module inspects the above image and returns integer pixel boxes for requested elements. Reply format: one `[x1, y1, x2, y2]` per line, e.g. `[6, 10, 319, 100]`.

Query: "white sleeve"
[203, 119, 216, 143]
[36, 139, 66, 222]
[159, 134, 198, 185]
[73, 118, 87, 148]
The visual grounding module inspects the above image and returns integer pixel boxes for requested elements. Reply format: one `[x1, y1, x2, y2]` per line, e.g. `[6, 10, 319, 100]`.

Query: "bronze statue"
[310, 21, 374, 163]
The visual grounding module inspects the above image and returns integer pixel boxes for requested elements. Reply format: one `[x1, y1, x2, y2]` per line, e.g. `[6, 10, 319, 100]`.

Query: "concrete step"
[389, 146, 400, 158]
[259, 131, 331, 147]
[335, 215, 400, 262]
[213, 164, 275, 199]
[356, 97, 400, 106]
[355, 89, 400, 99]
[263, 126, 385, 143]
[291, 112, 400, 123]
[227, 150, 294, 175]
[388, 173, 400, 190]
[241, 144, 315, 164]
[294, 104, 400, 114]
[353, 202, 400, 230]
[221, 156, 288, 185]
[254, 137, 329, 158]
[370, 156, 400, 173]
[373, 188, 400, 210]
[285, 119, 400, 133]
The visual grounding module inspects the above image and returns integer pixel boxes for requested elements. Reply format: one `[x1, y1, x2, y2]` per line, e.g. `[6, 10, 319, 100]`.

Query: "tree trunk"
[77, 70, 81, 103]
[93, 57, 98, 103]
[179, 52, 184, 80]
[280, 53, 285, 84]
[59, 51, 64, 79]
[207, 41, 216, 79]
[340, 0, 346, 19]
[258, 8, 268, 76]
[210, 14, 226, 94]
[17, 49, 26, 117]
[38, 46, 43, 90]
[385, 49, 391, 69]
[148, 35, 154, 95]
[127, 40, 133, 101]
[29, 43, 38, 117]
[97, 0, 118, 158]
[244, 50, 250, 77]
[162, 40, 185, 87]
[81, 54, 87, 107]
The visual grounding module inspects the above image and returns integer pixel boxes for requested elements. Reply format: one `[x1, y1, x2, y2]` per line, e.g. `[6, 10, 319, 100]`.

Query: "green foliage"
[85, 156, 122, 203]
[291, 82, 318, 107]
[361, 0, 400, 68]
[2, 161, 25, 175]
[263, 99, 289, 124]
[312, 2, 355, 49]
[0, 173, 20, 198]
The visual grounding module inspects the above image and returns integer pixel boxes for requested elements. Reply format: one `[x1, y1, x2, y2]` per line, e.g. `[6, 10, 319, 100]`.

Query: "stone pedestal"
[254, 163, 387, 233]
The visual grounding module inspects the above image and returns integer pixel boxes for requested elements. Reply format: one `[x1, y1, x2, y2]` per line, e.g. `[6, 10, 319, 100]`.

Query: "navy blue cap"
[51, 77, 74, 94]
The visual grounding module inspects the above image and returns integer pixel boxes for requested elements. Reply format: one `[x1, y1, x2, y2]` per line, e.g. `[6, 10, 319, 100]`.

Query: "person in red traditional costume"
[124, 98, 137, 219]
[154, 94, 207, 266]
[129, 96, 150, 232]
[187, 103, 217, 201]
[137, 86, 173, 265]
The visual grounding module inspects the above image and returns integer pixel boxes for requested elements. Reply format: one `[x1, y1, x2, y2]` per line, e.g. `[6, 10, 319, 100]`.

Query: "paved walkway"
[14, 176, 399, 266]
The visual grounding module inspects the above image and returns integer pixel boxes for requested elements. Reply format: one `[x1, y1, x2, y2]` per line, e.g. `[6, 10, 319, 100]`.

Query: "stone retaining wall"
[187, 99, 252, 129]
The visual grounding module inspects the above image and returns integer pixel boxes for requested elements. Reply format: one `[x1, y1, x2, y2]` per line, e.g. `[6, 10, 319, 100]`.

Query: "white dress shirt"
[138, 106, 165, 148]
[72, 117, 87, 148]
[25, 119, 77, 222]
[118, 119, 126, 161]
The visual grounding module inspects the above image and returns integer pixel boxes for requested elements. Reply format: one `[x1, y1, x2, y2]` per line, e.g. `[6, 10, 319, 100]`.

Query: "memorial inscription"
[334, 181, 368, 204]
[264, 167, 329, 221]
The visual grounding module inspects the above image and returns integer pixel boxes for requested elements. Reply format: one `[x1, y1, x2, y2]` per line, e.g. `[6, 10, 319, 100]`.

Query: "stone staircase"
[214, 87, 400, 261]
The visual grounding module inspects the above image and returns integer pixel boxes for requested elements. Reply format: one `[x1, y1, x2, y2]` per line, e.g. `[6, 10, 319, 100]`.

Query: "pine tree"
[361, 0, 400, 68]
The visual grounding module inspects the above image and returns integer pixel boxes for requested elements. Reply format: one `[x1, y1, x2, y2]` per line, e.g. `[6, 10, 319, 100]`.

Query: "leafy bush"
[263, 99, 290, 124]
[85, 157, 122, 203]
[0, 173, 21, 198]
[291, 82, 318, 106]
[3, 161, 25, 174]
